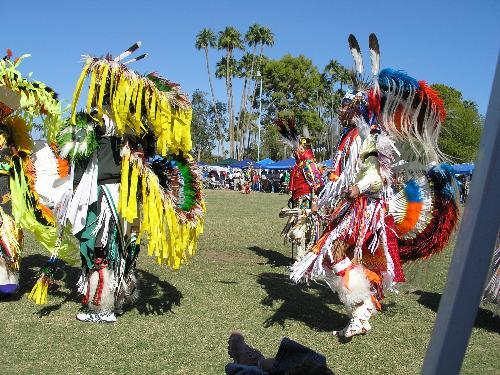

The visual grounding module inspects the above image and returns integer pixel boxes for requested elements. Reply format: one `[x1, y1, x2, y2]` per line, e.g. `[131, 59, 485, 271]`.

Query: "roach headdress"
[344, 34, 447, 164]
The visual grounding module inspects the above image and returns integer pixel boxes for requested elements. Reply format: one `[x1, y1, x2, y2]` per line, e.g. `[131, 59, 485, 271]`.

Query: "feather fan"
[275, 118, 299, 148]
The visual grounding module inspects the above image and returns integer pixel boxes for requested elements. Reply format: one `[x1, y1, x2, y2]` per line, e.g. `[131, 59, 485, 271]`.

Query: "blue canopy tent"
[217, 158, 238, 167]
[452, 163, 475, 175]
[229, 158, 255, 169]
[265, 157, 296, 170]
[255, 158, 275, 168]
[320, 159, 333, 168]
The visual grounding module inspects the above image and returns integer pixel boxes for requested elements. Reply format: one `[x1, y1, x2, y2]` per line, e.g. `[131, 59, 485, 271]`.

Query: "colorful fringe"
[117, 145, 205, 270]
[70, 56, 192, 156]
[10, 157, 78, 264]
[0, 206, 23, 271]
[0, 54, 63, 141]
[28, 257, 59, 305]
[376, 68, 446, 164]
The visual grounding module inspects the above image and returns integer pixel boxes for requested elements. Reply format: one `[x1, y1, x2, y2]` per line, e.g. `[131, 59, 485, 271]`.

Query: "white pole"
[257, 71, 263, 162]
[422, 52, 500, 375]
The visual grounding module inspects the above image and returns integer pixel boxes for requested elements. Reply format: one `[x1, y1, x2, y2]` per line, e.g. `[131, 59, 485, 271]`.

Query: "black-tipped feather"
[369, 33, 380, 76]
[123, 53, 148, 65]
[114, 41, 142, 62]
[348, 34, 363, 74]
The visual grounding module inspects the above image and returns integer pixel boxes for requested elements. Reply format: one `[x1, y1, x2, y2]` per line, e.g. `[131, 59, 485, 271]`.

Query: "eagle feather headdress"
[345, 34, 446, 165]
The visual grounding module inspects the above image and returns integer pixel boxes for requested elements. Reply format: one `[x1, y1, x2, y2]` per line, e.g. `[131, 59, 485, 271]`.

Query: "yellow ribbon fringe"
[28, 277, 49, 305]
[118, 146, 205, 270]
[70, 58, 193, 156]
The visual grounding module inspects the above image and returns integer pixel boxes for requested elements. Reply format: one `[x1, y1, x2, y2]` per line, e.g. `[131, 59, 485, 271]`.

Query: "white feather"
[350, 47, 364, 75]
[114, 41, 142, 62]
[370, 48, 379, 76]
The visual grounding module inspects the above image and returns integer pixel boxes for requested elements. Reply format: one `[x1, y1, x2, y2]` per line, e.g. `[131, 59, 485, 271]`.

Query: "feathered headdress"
[275, 118, 300, 148]
[0, 50, 63, 140]
[376, 69, 446, 163]
[347, 35, 370, 93]
[344, 34, 447, 164]
[275, 117, 313, 150]
[70, 42, 193, 156]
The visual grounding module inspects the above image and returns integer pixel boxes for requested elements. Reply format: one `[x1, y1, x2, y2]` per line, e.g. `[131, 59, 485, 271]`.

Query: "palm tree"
[238, 24, 263, 127]
[247, 26, 274, 119]
[195, 29, 219, 123]
[324, 60, 343, 146]
[235, 52, 255, 159]
[324, 59, 343, 88]
[218, 26, 244, 158]
[258, 27, 275, 57]
[237, 24, 267, 159]
[339, 66, 351, 93]
[195, 28, 222, 157]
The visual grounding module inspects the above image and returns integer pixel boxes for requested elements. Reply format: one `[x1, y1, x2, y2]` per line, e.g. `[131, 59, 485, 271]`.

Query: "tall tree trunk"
[247, 45, 262, 118]
[236, 89, 246, 159]
[229, 66, 236, 159]
[219, 138, 224, 158]
[205, 47, 222, 150]
[246, 127, 250, 151]
[236, 44, 258, 159]
[245, 43, 266, 142]
[226, 49, 234, 159]
[205, 48, 219, 120]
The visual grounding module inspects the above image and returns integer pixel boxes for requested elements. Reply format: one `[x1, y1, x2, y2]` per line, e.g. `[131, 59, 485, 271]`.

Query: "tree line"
[193, 25, 482, 164]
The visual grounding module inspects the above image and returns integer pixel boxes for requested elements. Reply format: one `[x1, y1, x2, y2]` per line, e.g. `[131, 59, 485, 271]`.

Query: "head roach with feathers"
[341, 33, 446, 163]
[338, 34, 379, 128]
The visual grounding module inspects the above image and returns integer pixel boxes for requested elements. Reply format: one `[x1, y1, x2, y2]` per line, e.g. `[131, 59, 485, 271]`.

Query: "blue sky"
[4, 0, 499, 115]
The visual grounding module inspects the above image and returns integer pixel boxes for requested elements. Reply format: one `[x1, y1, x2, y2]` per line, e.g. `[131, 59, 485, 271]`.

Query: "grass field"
[0, 190, 498, 374]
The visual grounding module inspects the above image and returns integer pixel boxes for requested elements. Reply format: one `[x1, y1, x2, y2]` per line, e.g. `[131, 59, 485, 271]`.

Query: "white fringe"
[323, 266, 373, 313]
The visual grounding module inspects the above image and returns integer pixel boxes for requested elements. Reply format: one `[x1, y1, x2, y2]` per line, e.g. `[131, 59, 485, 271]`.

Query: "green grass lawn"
[0, 190, 498, 374]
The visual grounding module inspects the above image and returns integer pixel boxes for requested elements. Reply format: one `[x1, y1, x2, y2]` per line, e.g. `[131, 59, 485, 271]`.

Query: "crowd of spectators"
[204, 165, 473, 204]
[203, 167, 291, 194]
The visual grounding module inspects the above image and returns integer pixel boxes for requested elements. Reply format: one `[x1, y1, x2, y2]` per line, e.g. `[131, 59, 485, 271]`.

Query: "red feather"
[418, 80, 446, 123]
[398, 197, 459, 262]
[368, 88, 380, 119]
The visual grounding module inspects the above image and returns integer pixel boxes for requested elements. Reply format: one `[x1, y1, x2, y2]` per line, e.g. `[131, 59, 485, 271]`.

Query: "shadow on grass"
[248, 246, 293, 268]
[257, 272, 346, 332]
[412, 290, 500, 334]
[5, 254, 182, 317]
[125, 269, 183, 316]
[13, 254, 82, 317]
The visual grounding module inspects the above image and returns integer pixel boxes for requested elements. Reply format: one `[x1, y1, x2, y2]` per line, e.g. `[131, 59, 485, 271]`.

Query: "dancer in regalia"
[277, 120, 324, 259]
[291, 34, 459, 338]
[49, 42, 205, 322]
[0, 50, 69, 300]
